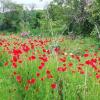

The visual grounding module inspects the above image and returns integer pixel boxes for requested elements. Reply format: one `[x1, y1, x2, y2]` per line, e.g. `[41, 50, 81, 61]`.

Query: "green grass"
[0, 35, 100, 100]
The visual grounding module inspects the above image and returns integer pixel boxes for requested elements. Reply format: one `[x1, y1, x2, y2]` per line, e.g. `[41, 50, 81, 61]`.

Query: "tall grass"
[0, 34, 100, 100]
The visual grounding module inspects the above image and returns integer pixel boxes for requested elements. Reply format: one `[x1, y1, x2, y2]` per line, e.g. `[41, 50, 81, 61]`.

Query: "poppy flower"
[68, 62, 73, 67]
[25, 85, 29, 91]
[18, 60, 22, 63]
[46, 70, 51, 74]
[43, 49, 46, 52]
[28, 55, 36, 61]
[27, 78, 36, 84]
[59, 57, 66, 62]
[4, 62, 8, 66]
[31, 78, 36, 84]
[36, 72, 40, 77]
[57, 67, 67, 72]
[54, 47, 60, 53]
[47, 74, 53, 79]
[51, 83, 57, 89]
[80, 70, 85, 74]
[96, 74, 100, 79]
[12, 63, 17, 68]
[38, 62, 45, 70]
[84, 53, 89, 57]
[40, 77, 45, 81]
[16, 75, 21, 83]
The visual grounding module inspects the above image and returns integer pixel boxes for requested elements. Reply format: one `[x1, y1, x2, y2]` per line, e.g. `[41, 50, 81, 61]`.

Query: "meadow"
[0, 34, 100, 100]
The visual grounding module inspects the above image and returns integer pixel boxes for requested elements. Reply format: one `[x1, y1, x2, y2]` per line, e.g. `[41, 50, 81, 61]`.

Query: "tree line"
[0, 0, 100, 37]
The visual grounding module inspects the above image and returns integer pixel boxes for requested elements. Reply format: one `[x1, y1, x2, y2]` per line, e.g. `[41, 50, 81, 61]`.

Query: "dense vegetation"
[0, 0, 100, 100]
[0, 0, 100, 37]
[0, 34, 100, 100]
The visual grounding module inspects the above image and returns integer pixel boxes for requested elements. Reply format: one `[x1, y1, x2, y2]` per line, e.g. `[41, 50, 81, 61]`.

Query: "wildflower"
[39, 56, 48, 62]
[18, 60, 22, 63]
[68, 62, 73, 67]
[59, 57, 66, 62]
[12, 63, 17, 68]
[47, 74, 53, 79]
[57, 67, 63, 72]
[40, 77, 45, 81]
[16, 75, 21, 83]
[28, 55, 36, 61]
[96, 74, 100, 79]
[31, 78, 36, 84]
[25, 85, 29, 91]
[4, 62, 8, 66]
[36, 72, 40, 77]
[21, 44, 30, 52]
[46, 70, 51, 74]
[12, 56, 17, 62]
[80, 70, 85, 74]
[27, 78, 36, 84]
[51, 83, 57, 89]
[57, 67, 67, 72]
[84, 53, 89, 57]
[43, 49, 47, 52]
[54, 47, 60, 53]
[38, 62, 45, 70]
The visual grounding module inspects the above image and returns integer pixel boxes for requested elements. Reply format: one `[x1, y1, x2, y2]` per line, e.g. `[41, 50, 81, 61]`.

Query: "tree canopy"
[0, 0, 100, 37]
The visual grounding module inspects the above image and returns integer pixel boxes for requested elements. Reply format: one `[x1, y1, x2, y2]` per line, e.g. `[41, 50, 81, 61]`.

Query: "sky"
[12, 0, 53, 9]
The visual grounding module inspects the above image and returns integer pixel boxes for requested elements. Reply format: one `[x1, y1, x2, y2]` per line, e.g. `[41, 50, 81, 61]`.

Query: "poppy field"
[0, 34, 100, 100]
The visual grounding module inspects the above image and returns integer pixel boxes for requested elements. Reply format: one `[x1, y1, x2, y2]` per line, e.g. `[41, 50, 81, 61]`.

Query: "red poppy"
[18, 60, 22, 63]
[39, 56, 48, 62]
[0, 42, 2, 46]
[43, 49, 46, 52]
[47, 50, 51, 54]
[28, 55, 36, 61]
[27, 78, 36, 84]
[27, 79, 31, 84]
[40, 77, 45, 81]
[25, 85, 29, 91]
[68, 62, 73, 67]
[12, 63, 17, 68]
[51, 83, 57, 89]
[16, 75, 21, 83]
[12, 56, 18, 62]
[4, 62, 8, 66]
[54, 47, 60, 53]
[31, 78, 36, 84]
[36, 72, 40, 77]
[84, 53, 89, 57]
[46, 70, 51, 74]
[57, 67, 67, 72]
[47, 74, 53, 79]
[38, 62, 45, 70]
[59, 57, 66, 62]
[57, 67, 63, 72]
[21, 44, 30, 52]
[96, 74, 100, 79]
[80, 70, 85, 74]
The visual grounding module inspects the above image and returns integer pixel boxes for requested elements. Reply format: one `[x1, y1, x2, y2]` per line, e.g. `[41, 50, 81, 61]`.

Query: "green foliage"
[48, 0, 95, 36]
[0, 1, 23, 32]
[85, 0, 100, 39]
[0, 0, 42, 34]
[0, 0, 100, 37]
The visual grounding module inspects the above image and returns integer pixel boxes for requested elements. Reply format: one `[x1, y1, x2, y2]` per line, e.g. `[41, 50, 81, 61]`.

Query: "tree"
[0, 0, 24, 32]
[47, 0, 94, 36]
[86, 0, 100, 38]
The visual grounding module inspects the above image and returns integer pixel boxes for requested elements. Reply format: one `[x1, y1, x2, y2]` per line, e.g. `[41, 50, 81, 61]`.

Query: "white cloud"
[12, 0, 53, 9]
